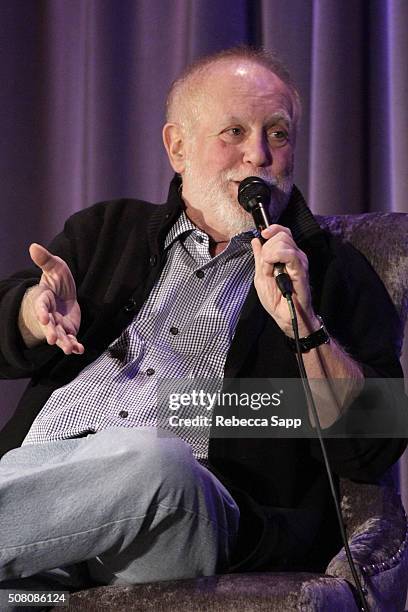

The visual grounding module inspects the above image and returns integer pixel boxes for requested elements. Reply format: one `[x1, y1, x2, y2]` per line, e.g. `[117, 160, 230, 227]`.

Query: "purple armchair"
[59, 213, 408, 611]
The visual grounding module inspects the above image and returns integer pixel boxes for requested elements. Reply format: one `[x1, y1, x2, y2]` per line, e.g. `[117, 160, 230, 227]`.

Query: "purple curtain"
[1, 0, 408, 527]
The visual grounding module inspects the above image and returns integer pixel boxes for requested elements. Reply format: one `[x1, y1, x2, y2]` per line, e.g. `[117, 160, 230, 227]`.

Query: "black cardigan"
[0, 176, 406, 572]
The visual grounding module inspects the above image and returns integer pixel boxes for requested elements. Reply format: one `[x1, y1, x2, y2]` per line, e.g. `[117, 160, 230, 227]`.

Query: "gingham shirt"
[22, 212, 256, 463]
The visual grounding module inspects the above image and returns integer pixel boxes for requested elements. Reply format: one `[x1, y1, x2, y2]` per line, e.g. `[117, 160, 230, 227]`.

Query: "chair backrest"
[317, 212, 408, 354]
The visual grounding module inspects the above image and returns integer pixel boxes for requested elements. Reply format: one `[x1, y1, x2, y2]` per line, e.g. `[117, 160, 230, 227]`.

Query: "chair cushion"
[65, 572, 359, 611]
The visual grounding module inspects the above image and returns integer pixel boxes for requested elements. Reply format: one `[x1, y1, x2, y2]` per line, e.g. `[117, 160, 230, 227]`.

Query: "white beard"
[183, 162, 293, 239]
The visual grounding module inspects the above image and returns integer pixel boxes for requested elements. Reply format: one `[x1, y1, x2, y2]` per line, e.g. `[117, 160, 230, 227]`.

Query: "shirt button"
[169, 326, 179, 335]
[124, 298, 137, 312]
[195, 270, 205, 279]
[149, 255, 158, 266]
[196, 235, 204, 244]
[119, 410, 128, 418]
[146, 368, 155, 376]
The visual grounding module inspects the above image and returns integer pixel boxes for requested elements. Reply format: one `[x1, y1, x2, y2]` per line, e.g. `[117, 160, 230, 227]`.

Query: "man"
[0, 46, 405, 591]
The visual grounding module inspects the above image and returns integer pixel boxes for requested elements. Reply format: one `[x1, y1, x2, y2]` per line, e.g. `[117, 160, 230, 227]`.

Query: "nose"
[242, 131, 272, 167]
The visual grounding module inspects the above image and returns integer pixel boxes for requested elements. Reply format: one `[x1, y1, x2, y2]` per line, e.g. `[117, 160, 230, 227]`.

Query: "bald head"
[166, 46, 301, 132]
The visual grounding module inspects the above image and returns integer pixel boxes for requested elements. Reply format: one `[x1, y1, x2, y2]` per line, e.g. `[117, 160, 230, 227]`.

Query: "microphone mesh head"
[238, 177, 271, 212]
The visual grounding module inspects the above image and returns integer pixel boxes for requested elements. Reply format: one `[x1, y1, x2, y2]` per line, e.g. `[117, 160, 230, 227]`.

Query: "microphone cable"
[287, 294, 369, 612]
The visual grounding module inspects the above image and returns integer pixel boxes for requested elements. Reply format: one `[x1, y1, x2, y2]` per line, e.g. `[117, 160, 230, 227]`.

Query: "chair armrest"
[326, 478, 408, 610]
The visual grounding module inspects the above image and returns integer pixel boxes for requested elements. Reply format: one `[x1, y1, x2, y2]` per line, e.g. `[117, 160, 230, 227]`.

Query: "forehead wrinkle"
[209, 85, 295, 125]
[216, 111, 291, 127]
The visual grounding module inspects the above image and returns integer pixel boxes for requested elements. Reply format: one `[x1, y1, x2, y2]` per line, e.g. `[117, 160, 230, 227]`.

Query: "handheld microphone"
[238, 176, 293, 297]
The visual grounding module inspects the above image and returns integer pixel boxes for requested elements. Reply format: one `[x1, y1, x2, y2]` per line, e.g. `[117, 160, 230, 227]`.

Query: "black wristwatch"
[286, 315, 330, 353]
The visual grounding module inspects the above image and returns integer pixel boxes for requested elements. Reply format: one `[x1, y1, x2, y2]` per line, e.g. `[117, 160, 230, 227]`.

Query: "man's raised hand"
[18, 243, 84, 354]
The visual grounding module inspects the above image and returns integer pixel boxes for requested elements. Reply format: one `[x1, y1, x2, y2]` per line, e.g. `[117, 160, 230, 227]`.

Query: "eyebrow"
[267, 112, 292, 126]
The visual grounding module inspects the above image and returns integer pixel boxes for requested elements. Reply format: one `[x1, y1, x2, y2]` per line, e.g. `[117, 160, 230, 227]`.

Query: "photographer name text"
[167, 415, 302, 429]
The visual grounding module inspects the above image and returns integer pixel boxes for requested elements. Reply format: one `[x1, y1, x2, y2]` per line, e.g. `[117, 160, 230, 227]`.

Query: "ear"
[162, 123, 186, 173]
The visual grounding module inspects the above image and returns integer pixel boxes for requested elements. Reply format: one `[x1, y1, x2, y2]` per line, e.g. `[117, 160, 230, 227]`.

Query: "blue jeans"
[0, 428, 240, 588]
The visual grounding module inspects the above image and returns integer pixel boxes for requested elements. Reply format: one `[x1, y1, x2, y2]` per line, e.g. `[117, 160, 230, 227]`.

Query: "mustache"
[223, 170, 277, 187]
[221, 171, 295, 192]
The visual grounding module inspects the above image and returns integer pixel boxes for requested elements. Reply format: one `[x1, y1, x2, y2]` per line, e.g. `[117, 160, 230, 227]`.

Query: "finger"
[29, 243, 59, 273]
[57, 336, 84, 355]
[251, 237, 288, 278]
[262, 247, 300, 267]
[260, 225, 292, 240]
[251, 237, 263, 273]
[53, 324, 77, 355]
[51, 314, 78, 337]
[51, 321, 84, 355]
[67, 335, 85, 354]
[251, 238, 282, 291]
[32, 289, 56, 326]
[257, 234, 308, 270]
[44, 325, 58, 346]
[34, 298, 52, 326]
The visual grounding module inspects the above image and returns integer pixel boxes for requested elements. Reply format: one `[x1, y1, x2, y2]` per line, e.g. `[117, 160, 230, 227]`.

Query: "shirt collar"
[164, 209, 258, 252]
[164, 210, 196, 249]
